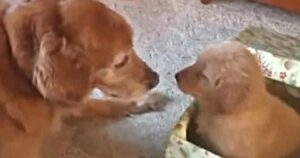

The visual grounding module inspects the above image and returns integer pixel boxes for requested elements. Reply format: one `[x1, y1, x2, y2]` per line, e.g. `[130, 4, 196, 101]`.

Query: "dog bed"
[165, 26, 300, 158]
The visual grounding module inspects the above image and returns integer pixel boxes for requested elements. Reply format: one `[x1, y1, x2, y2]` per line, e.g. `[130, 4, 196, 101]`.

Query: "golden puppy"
[176, 41, 300, 158]
[4, 0, 159, 118]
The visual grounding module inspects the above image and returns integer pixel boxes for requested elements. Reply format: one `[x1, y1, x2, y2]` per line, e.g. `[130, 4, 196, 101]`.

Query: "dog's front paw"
[130, 92, 171, 115]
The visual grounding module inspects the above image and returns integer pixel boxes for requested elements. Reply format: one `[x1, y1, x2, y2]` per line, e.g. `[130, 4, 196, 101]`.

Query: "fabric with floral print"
[231, 26, 300, 88]
[247, 47, 300, 88]
[165, 103, 221, 158]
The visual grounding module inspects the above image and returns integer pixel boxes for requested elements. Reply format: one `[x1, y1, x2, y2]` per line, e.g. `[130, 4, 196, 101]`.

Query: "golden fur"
[0, 0, 162, 157]
[0, 2, 51, 157]
[4, 0, 160, 122]
[176, 41, 300, 158]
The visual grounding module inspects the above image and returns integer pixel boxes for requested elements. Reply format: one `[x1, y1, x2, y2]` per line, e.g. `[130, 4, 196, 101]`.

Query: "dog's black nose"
[175, 74, 180, 81]
[147, 81, 156, 89]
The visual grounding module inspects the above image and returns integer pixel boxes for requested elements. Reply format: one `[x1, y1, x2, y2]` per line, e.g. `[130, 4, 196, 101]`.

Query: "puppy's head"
[176, 41, 264, 113]
[33, 32, 92, 104]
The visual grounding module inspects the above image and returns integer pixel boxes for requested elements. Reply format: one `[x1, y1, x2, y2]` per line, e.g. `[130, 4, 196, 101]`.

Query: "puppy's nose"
[147, 71, 159, 89]
[175, 74, 180, 82]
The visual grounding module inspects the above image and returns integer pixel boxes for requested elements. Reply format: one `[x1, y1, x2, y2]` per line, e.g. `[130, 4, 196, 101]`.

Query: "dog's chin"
[118, 91, 148, 100]
[103, 87, 150, 100]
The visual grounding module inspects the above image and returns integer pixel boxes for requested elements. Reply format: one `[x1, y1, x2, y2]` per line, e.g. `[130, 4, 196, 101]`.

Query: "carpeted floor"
[8, 0, 300, 158]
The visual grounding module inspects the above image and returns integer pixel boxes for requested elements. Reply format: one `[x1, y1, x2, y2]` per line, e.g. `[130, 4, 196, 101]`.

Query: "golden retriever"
[0, 0, 164, 157]
[176, 41, 300, 158]
[0, 2, 52, 157]
[4, 0, 160, 123]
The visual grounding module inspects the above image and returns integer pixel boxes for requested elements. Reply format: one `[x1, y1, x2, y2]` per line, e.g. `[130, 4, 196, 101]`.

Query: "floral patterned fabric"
[165, 103, 221, 158]
[165, 26, 300, 158]
[249, 47, 300, 86]
[232, 26, 300, 89]
[166, 134, 220, 158]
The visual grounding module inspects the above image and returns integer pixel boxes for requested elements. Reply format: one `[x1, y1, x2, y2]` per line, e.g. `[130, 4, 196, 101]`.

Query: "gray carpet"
[8, 0, 300, 158]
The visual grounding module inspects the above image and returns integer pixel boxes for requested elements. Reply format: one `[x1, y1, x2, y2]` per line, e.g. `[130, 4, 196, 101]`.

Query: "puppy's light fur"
[176, 41, 300, 158]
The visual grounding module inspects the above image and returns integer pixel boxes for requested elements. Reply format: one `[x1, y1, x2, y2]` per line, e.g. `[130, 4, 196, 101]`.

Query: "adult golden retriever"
[4, 0, 161, 127]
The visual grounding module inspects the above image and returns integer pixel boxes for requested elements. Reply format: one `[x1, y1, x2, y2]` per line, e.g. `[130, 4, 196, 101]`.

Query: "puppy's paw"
[130, 92, 171, 115]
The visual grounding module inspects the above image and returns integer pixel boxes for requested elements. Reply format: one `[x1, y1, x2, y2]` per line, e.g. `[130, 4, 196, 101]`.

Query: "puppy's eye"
[215, 78, 221, 88]
[114, 55, 129, 68]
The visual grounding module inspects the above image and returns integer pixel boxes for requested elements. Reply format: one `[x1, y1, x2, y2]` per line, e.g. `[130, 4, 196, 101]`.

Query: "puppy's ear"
[40, 32, 66, 55]
[214, 72, 250, 113]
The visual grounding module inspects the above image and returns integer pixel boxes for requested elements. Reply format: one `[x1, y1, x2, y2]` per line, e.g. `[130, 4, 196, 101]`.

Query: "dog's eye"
[114, 55, 129, 68]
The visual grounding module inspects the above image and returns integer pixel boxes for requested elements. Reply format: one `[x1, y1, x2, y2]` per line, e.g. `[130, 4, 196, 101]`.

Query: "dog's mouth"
[108, 93, 119, 98]
[109, 88, 146, 99]
[97, 75, 159, 99]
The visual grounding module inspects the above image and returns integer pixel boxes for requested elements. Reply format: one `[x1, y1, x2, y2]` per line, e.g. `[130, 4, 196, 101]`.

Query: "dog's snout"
[147, 81, 156, 89]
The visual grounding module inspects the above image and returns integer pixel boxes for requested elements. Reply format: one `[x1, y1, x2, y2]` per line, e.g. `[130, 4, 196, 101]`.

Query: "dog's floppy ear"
[40, 32, 66, 55]
[214, 71, 250, 113]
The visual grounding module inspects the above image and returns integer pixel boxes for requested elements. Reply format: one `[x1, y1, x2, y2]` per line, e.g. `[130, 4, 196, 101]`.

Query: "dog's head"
[67, 0, 159, 99]
[92, 50, 159, 99]
[33, 0, 158, 103]
[176, 41, 264, 113]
